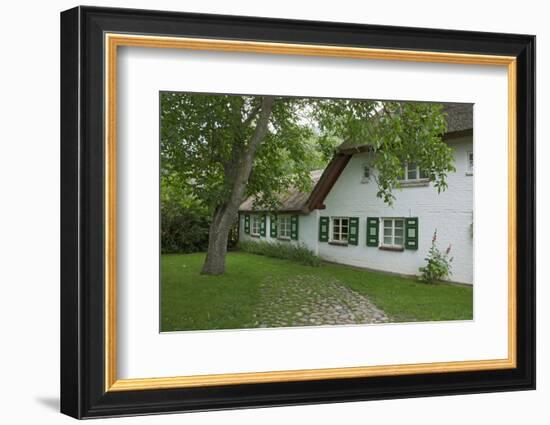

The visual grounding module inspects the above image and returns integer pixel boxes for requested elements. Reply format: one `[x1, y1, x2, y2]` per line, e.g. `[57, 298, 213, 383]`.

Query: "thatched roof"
[239, 103, 472, 214]
[443, 103, 473, 134]
[239, 170, 324, 213]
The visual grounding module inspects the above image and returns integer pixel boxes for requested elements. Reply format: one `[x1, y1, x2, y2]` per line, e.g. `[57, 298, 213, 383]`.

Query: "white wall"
[0, 1, 545, 425]
[319, 137, 474, 283]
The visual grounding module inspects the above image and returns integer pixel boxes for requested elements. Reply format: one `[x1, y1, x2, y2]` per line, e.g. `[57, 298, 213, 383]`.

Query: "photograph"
[159, 93, 474, 332]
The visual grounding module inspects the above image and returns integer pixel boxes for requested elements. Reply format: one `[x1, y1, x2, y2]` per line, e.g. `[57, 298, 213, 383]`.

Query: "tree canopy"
[161, 93, 454, 209]
[161, 94, 319, 212]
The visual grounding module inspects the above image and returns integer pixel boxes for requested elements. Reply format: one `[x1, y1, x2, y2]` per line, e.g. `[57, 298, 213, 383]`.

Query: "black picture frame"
[60, 5, 535, 419]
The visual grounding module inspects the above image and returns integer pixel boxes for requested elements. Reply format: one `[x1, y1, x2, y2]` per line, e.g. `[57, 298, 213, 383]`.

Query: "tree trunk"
[201, 205, 234, 275]
[201, 96, 275, 275]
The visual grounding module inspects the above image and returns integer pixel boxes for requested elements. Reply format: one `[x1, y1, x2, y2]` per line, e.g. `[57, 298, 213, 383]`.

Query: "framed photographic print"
[60, 6, 535, 419]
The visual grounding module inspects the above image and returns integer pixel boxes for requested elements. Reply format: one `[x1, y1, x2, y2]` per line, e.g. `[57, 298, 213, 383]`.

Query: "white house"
[238, 104, 474, 284]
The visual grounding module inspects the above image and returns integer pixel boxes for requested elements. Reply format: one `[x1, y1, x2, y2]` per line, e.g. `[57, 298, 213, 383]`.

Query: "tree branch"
[242, 102, 262, 127]
[217, 96, 276, 225]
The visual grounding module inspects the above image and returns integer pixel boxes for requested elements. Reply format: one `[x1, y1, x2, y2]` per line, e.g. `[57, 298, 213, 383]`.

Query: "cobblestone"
[254, 274, 389, 327]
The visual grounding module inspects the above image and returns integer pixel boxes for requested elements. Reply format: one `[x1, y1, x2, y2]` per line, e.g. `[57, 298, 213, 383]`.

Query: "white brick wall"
[239, 136, 474, 284]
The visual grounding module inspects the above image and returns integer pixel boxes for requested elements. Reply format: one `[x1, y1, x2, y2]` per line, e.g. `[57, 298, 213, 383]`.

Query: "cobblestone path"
[253, 274, 389, 328]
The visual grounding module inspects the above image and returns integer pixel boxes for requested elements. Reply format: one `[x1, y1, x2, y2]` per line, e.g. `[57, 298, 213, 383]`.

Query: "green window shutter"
[244, 214, 250, 234]
[366, 217, 379, 246]
[348, 217, 359, 245]
[291, 215, 299, 240]
[270, 214, 278, 237]
[319, 216, 329, 242]
[260, 214, 267, 237]
[405, 217, 418, 250]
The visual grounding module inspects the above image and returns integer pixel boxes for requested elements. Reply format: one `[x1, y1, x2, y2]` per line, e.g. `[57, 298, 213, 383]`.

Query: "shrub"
[161, 200, 211, 254]
[238, 240, 322, 267]
[160, 172, 239, 254]
[419, 230, 453, 284]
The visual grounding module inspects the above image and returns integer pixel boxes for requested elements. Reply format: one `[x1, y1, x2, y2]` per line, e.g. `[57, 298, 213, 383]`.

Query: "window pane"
[395, 228, 403, 237]
[384, 236, 392, 244]
[281, 223, 290, 238]
[419, 168, 428, 179]
[363, 165, 370, 178]
[395, 220, 404, 228]
[384, 228, 392, 236]
[407, 164, 417, 180]
[394, 237, 404, 246]
[279, 217, 291, 237]
[251, 216, 259, 234]
[384, 219, 392, 228]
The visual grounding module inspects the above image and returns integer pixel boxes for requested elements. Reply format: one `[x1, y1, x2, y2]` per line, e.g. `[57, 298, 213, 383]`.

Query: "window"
[363, 165, 370, 178]
[382, 218, 405, 247]
[397, 163, 428, 181]
[467, 151, 474, 175]
[277, 215, 291, 239]
[331, 217, 349, 243]
[361, 164, 371, 183]
[251, 215, 261, 236]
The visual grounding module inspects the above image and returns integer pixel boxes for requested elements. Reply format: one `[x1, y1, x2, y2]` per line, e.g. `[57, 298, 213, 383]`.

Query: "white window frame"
[466, 151, 474, 175]
[250, 215, 261, 236]
[277, 215, 291, 240]
[330, 217, 349, 243]
[381, 218, 405, 248]
[397, 163, 428, 182]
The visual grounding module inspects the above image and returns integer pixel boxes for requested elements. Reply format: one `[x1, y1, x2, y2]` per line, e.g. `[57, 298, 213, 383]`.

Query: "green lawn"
[161, 252, 473, 332]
